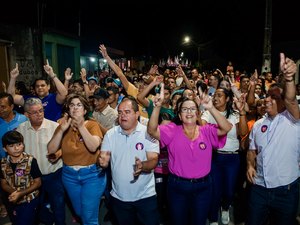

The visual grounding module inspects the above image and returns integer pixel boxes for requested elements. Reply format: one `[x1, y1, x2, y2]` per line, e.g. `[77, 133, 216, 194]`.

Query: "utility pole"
[261, 0, 272, 74]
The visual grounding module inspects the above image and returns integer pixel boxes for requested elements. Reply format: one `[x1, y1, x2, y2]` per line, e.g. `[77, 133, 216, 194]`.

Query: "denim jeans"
[246, 179, 299, 225]
[39, 168, 66, 225]
[209, 152, 240, 222]
[111, 195, 159, 225]
[167, 173, 212, 225]
[62, 164, 106, 225]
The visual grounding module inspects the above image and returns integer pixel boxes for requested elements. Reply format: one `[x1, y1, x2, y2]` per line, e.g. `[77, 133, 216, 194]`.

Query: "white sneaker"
[209, 222, 218, 225]
[221, 210, 230, 224]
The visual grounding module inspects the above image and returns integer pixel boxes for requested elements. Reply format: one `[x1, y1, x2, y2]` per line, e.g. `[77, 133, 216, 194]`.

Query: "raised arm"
[147, 83, 165, 140]
[7, 63, 25, 106]
[137, 75, 163, 108]
[99, 44, 130, 91]
[64, 67, 73, 91]
[43, 60, 68, 104]
[176, 65, 193, 89]
[280, 53, 299, 119]
[200, 89, 232, 136]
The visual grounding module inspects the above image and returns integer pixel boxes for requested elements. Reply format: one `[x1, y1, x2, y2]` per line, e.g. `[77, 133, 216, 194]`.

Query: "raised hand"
[10, 63, 19, 79]
[80, 68, 87, 81]
[249, 69, 258, 86]
[233, 92, 247, 113]
[148, 65, 158, 75]
[198, 87, 213, 110]
[65, 68, 73, 81]
[59, 113, 72, 132]
[99, 44, 108, 58]
[280, 53, 296, 80]
[153, 83, 164, 107]
[43, 59, 55, 78]
[70, 114, 85, 130]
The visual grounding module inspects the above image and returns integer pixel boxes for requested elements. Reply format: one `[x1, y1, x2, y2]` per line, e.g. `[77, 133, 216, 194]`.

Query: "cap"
[87, 76, 98, 83]
[89, 88, 110, 99]
[113, 78, 122, 88]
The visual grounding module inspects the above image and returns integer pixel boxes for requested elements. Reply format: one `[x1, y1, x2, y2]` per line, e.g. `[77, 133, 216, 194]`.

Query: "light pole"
[183, 36, 200, 67]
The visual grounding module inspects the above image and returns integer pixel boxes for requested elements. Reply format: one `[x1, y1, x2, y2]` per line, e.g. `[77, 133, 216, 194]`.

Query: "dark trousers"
[111, 195, 159, 225]
[167, 173, 212, 225]
[39, 168, 66, 225]
[209, 152, 240, 222]
[246, 179, 299, 225]
[8, 197, 39, 225]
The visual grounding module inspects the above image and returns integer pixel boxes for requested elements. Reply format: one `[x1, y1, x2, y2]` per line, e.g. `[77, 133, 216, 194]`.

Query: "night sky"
[1, 0, 299, 71]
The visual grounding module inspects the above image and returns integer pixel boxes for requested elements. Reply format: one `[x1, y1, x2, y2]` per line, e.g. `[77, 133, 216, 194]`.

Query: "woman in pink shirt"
[147, 84, 232, 225]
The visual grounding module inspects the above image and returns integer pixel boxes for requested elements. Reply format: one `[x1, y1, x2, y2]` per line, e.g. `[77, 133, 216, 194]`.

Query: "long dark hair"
[214, 87, 235, 119]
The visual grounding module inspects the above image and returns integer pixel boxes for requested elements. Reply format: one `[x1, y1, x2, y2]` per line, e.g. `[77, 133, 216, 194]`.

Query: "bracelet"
[240, 113, 246, 116]
[285, 78, 294, 82]
[50, 74, 57, 79]
[83, 81, 88, 85]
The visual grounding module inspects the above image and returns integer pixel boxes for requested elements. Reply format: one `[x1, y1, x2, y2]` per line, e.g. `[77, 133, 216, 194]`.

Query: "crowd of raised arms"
[0, 44, 299, 225]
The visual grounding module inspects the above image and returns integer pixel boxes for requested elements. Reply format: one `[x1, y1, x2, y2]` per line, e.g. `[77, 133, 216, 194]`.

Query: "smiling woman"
[147, 84, 232, 225]
[47, 93, 106, 225]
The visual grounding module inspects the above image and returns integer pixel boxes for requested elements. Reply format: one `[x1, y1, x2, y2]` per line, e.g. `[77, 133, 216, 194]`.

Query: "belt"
[169, 173, 209, 183]
[216, 150, 239, 154]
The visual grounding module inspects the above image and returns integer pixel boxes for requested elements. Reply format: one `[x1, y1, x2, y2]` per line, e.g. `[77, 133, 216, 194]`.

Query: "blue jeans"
[8, 197, 39, 225]
[111, 195, 159, 225]
[209, 152, 240, 222]
[246, 179, 299, 225]
[167, 173, 212, 225]
[62, 164, 106, 225]
[39, 168, 66, 225]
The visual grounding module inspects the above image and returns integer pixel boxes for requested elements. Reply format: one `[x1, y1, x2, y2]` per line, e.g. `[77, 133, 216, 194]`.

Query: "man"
[0, 92, 27, 219]
[90, 88, 118, 130]
[0, 93, 27, 158]
[99, 96, 160, 225]
[7, 61, 68, 122]
[106, 86, 120, 110]
[17, 98, 65, 225]
[246, 53, 300, 225]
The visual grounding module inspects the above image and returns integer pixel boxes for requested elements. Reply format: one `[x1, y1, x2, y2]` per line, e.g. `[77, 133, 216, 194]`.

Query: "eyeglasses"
[69, 103, 84, 109]
[27, 108, 44, 116]
[180, 107, 197, 113]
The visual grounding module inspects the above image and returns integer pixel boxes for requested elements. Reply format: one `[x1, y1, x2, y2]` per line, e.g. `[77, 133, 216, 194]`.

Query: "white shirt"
[17, 119, 62, 175]
[249, 110, 300, 188]
[101, 122, 159, 201]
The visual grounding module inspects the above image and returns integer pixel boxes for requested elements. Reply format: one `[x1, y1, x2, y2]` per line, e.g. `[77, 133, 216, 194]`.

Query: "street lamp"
[183, 36, 201, 67]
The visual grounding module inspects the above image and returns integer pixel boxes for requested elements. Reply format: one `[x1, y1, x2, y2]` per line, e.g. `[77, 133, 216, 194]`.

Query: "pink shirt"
[159, 122, 226, 179]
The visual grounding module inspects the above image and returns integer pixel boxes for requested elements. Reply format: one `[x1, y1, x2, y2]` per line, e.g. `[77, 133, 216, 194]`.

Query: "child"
[0, 130, 42, 225]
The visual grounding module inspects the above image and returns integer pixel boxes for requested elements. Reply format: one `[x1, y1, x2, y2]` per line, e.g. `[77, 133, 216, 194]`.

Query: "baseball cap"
[89, 88, 109, 99]
[87, 76, 98, 83]
[113, 78, 122, 88]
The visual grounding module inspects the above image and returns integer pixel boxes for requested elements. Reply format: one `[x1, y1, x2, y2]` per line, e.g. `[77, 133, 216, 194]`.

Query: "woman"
[47, 94, 106, 225]
[201, 87, 248, 225]
[147, 84, 232, 225]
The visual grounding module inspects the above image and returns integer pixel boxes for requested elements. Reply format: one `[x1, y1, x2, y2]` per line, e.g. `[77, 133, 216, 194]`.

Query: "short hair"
[33, 78, 49, 87]
[63, 93, 91, 120]
[2, 130, 24, 147]
[0, 92, 14, 105]
[119, 95, 139, 112]
[24, 98, 43, 112]
[106, 86, 119, 94]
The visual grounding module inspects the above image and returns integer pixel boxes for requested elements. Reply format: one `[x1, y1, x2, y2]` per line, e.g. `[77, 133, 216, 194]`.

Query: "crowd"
[0, 46, 299, 225]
